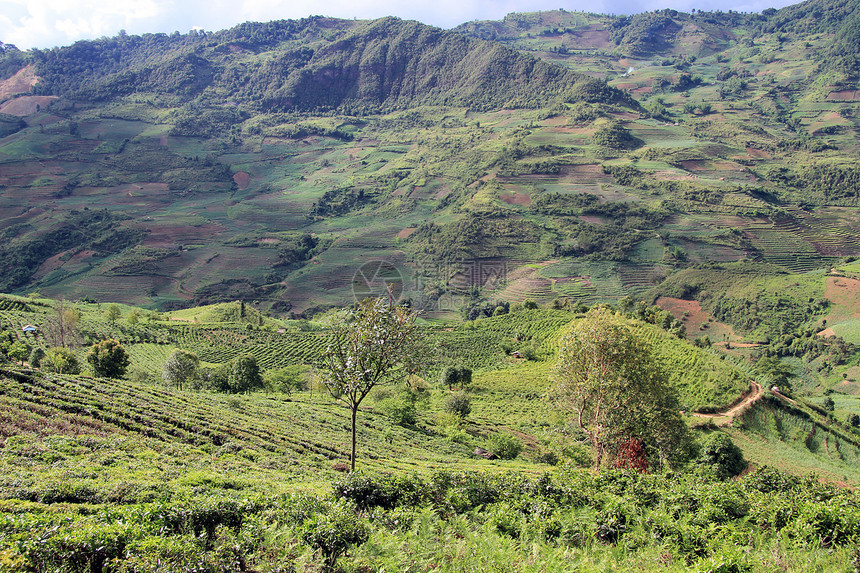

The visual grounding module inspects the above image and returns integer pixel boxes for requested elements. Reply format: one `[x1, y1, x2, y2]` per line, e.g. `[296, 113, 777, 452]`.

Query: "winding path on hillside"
[693, 381, 764, 426]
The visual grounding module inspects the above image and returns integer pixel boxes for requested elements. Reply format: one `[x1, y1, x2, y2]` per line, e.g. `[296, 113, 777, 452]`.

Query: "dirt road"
[693, 381, 764, 426]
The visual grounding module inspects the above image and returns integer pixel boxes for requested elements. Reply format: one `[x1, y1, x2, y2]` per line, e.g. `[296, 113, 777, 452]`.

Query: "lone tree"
[317, 296, 418, 471]
[162, 349, 199, 390]
[440, 365, 472, 389]
[42, 347, 81, 374]
[551, 308, 692, 470]
[228, 354, 264, 394]
[86, 338, 130, 378]
[105, 304, 121, 325]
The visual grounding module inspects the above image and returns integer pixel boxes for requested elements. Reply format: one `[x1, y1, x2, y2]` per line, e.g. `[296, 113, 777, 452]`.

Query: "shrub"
[299, 502, 369, 566]
[86, 338, 130, 378]
[488, 432, 523, 460]
[28, 346, 45, 368]
[443, 391, 472, 419]
[697, 432, 746, 479]
[42, 347, 81, 374]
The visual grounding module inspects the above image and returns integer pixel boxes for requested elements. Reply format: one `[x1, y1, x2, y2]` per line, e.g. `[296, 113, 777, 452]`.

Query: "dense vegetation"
[0, 290, 856, 569]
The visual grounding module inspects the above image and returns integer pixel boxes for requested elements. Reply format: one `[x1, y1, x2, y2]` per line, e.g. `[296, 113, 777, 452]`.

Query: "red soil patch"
[397, 228, 416, 239]
[818, 327, 837, 337]
[542, 116, 568, 127]
[566, 164, 603, 175]
[631, 87, 654, 95]
[579, 214, 607, 225]
[0, 95, 58, 116]
[824, 277, 860, 318]
[745, 147, 771, 159]
[0, 65, 39, 103]
[233, 171, 251, 189]
[572, 29, 612, 50]
[31, 249, 96, 281]
[655, 296, 740, 340]
[827, 90, 860, 102]
[499, 193, 532, 206]
[680, 160, 708, 171]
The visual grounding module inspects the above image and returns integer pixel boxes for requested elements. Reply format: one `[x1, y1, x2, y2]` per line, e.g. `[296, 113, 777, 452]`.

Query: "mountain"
[0, 3, 858, 363]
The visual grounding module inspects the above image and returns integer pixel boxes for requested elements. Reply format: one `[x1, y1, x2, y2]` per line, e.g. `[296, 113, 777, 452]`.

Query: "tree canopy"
[317, 296, 419, 471]
[551, 308, 692, 470]
[86, 338, 130, 378]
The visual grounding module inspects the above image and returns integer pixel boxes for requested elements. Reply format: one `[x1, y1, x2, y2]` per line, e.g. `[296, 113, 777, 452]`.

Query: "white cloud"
[0, 0, 802, 50]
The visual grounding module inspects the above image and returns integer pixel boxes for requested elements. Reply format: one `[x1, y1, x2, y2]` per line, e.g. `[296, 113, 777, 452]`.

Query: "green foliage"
[591, 121, 641, 150]
[487, 432, 523, 460]
[317, 297, 419, 470]
[552, 309, 692, 469]
[697, 432, 747, 479]
[263, 365, 308, 395]
[105, 304, 121, 324]
[375, 386, 423, 426]
[161, 349, 199, 390]
[227, 354, 264, 394]
[440, 365, 472, 389]
[443, 391, 472, 419]
[42, 347, 81, 374]
[299, 501, 369, 566]
[86, 338, 131, 378]
[28, 346, 46, 368]
[6, 341, 30, 365]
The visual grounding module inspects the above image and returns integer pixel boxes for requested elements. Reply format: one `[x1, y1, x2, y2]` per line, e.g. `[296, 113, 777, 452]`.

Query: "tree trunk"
[350, 406, 357, 472]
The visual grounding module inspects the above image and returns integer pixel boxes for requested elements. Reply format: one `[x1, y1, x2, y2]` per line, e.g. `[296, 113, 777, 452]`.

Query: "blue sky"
[1, 0, 800, 50]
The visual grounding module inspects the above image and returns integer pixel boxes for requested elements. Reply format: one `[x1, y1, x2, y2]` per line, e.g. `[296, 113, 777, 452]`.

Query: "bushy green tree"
[696, 432, 747, 479]
[263, 365, 308, 395]
[42, 347, 81, 374]
[488, 432, 523, 460]
[317, 297, 419, 471]
[105, 304, 121, 324]
[443, 391, 472, 419]
[7, 341, 30, 365]
[86, 339, 130, 378]
[28, 347, 45, 368]
[229, 354, 263, 394]
[551, 308, 692, 470]
[440, 365, 472, 389]
[162, 349, 199, 390]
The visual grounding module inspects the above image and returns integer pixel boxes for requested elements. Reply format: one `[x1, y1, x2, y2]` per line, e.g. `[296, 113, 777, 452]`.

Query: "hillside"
[0, 2, 856, 327]
[3, 296, 860, 570]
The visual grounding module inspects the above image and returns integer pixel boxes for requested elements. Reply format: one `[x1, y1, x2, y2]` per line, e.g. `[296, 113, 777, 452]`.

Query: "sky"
[1, 0, 801, 51]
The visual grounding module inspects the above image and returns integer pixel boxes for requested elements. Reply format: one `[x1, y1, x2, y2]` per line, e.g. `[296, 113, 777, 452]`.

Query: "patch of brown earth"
[827, 90, 860, 102]
[572, 29, 612, 50]
[654, 170, 695, 181]
[745, 147, 771, 159]
[0, 95, 58, 116]
[499, 193, 532, 206]
[681, 160, 708, 171]
[0, 65, 39, 102]
[579, 214, 607, 225]
[397, 228, 416, 239]
[825, 277, 860, 316]
[233, 171, 251, 189]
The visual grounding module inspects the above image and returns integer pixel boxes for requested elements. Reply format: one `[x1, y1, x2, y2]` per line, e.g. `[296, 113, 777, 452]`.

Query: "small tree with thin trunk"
[105, 304, 121, 325]
[317, 296, 418, 471]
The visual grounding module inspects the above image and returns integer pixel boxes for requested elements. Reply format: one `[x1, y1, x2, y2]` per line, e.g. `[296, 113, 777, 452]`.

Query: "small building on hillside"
[21, 325, 37, 333]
